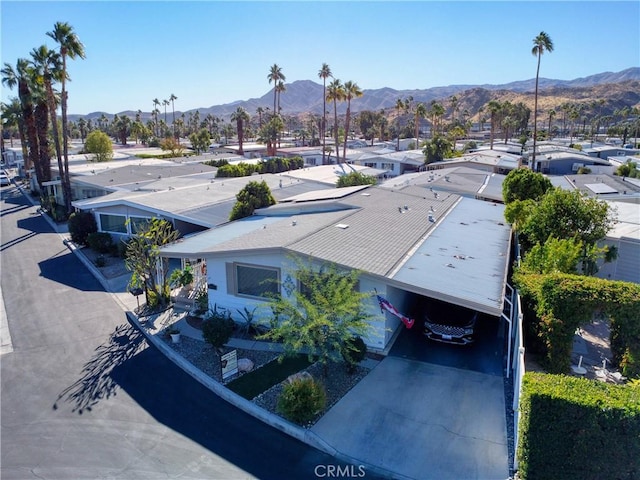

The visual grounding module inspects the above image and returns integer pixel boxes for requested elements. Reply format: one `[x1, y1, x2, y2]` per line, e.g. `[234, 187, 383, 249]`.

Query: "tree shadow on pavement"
[53, 323, 146, 414]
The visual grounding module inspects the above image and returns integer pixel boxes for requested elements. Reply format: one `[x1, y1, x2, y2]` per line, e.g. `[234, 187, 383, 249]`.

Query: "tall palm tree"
[231, 106, 250, 155]
[414, 102, 427, 148]
[169, 93, 177, 137]
[256, 106, 265, 128]
[486, 100, 502, 150]
[47, 22, 85, 214]
[326, 78, 344, 163]
[342, 80, 363, 160]
[395, 98, 406, 151]
[275, 81, 286, 114]
[162, 99, 169, 125]
[152, 98, 160, 135]
[1, 98, 25, 149]
[318, 63, 332, 164]
[547, 109, 556, 140]
[47, 22, 85, 213]
[30, 45, 65, 195]
[531, 31, 554, 171]
[428, 101, 445, 137]
[267, 64, 285, 114]
[2, 60, 39, 175]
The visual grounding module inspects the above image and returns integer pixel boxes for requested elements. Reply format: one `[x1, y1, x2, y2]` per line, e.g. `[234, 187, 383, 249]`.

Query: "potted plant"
[167, 326, 181, 343]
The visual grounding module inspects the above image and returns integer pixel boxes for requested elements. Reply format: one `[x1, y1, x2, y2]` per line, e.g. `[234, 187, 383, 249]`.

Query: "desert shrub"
[86, 232, 114, 254]
[68, 211, 98, 245]
[202, 308, 235, 354]
[341, 336, 367, 372]
[277, 376, 327, 425]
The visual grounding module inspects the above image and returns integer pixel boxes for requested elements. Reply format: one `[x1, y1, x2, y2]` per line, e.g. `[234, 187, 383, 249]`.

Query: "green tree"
[85, 130, 113, 162]
[336, 171, 377, 188]
[160, 136, 184, 157]
[189, 128, 210, 154]
[518, 237, 584, 274]
[231, 106, 250, 155]
[229, 180, 276, 221]
[259, 261, 374, 377]
[318, 63, 332, 164]
[47, 21, 85, 214]
[502, 168, 553, 204]
[422, 134, 453, 163]
[486, 100, 502, 150]
[125, 218, 180, 308]
[531, 31, 554, 171]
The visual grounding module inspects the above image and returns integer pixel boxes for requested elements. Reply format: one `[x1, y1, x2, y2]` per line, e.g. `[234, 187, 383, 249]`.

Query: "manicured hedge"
[517, 372, 640, 480]
[214, 156, 304, 178]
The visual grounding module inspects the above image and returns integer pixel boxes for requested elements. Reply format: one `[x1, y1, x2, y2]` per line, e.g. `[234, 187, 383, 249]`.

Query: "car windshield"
[424, 300, 476, 327]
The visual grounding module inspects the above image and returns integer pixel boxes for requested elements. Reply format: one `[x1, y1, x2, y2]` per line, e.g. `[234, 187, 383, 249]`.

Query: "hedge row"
[215, 156, 304, 178]
[515, 272, 640, 377]
[517, 372, 640, 480]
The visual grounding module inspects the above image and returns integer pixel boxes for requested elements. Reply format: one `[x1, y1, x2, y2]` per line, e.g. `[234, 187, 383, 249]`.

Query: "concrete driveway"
[311, 356, 509, 480]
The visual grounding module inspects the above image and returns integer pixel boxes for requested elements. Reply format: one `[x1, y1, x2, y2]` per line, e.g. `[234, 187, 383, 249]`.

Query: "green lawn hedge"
[517, 372, 640, 480]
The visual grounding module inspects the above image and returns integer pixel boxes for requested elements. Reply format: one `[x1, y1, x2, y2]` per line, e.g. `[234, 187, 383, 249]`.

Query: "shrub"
[68, 211, 98, 245]
[277, 376, 327, 425]
[341, 336, 367, 373]
[86, 232, 114, 254]
[202, 309, 235, 354]
[517, 372, 640, 480]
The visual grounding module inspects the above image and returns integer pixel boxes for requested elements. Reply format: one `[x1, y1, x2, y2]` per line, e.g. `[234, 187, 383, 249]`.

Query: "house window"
[99, 213, 127, 234]
[235, 264, 280, 299]
[129, 216, 151, 234]
[365, 162, 376, 168]
[381, 163, 394, 171]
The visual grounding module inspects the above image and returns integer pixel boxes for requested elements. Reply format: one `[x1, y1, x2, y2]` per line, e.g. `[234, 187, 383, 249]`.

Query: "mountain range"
[72, 67, 640, 123]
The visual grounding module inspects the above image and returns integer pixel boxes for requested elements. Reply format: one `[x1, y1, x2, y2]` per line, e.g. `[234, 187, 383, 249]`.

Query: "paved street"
[0, 183, 359, 480]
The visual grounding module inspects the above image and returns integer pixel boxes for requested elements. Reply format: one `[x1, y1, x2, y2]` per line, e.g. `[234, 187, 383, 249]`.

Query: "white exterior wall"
[204, 252, 393, 350]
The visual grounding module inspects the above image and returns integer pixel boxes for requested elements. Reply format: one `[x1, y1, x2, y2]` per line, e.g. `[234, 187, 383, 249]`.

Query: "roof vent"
[428, 214, 435, 223]
[335, 223, 349, 229]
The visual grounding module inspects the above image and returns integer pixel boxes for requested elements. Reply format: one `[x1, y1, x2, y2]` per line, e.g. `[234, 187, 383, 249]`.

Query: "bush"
[68, 211, 98, 245]
[86, 232, 114, 254]
[341, 336, 367, 372]
[202, 309, 235, 354]
[517, 372, 640, 480]
[277, 376, 327, 425]
[94, 255, 106, 268]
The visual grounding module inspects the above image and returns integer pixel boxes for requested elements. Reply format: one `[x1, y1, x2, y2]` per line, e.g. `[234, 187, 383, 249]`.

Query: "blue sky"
[2, 1, 639, 115]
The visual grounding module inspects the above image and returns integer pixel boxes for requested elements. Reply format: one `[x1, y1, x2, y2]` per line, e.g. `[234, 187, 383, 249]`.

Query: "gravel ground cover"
[160, 335, 371, 427]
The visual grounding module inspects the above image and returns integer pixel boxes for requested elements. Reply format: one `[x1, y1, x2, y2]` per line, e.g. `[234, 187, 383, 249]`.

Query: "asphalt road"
[0, 183, 366, 480]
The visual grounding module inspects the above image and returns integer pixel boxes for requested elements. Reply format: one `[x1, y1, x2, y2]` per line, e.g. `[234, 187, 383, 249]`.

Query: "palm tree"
[169, 93, 177, 137]
[531, 31, 554, 171]
[486, 100, 502, 150]
[267, 64, 285, 114]
[231, 106, 250, 155]
[47, 22, 85, 213]
[275, 81, 286, 114]
[448, 95, 459, 124]
[326, 79, 345, 163]
[46, 22, 85, 214]
[30, 45, 65, 194]
[162, 99, 169, 125]
[256, 106, 265, 128]
[318, 63, 332, 164]
[152, 98, 160, 135]
[342, 81, 363, 160]
[428, 101, 445, 137]
[2, 60, 39, 176]
[547, 109, 556, 140]
[1, 98, 25, 149]
[414, 102, 427, 149]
